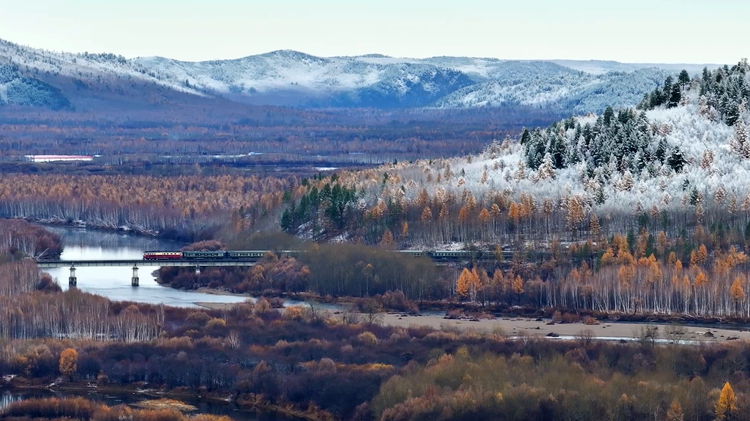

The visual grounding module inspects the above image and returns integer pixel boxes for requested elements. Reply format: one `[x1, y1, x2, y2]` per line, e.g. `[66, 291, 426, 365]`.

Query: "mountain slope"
[137, 52, 475, 108]
[0, 64, 69, 109]
[350, 62, 750, 216]
[0, 38, 721, 112]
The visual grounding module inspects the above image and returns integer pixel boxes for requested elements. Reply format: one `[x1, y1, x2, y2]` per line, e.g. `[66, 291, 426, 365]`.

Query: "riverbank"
[379, 313, 750, 342]
[23, 217, 161, 238]
[191, 300, 750, 342]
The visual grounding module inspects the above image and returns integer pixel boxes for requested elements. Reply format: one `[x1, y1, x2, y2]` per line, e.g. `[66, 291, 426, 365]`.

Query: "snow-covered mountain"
[0, 38, 724, 112]
[137, 51, 476, 108]
[434, 66, 673, 112]
[549, 60, 722, 76]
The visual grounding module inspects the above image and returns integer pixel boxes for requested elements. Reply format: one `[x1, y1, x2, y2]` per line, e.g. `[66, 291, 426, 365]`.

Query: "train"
[143, 249, 514, 261]
[143, 250, 291, 260]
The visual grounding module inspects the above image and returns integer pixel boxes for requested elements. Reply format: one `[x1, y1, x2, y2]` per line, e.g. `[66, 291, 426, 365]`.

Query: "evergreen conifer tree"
[678, 69, 691, 88]
[668, 84, 682, 108]
[667, 147, 686, 172]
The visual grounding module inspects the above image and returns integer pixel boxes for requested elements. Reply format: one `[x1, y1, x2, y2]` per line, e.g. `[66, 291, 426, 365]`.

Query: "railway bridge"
[35, 249, 525, 287]
[36, 259, 260, 287]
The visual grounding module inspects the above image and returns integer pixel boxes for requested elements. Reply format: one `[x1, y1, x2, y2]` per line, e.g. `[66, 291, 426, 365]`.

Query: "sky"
[0, 0, 747, 64]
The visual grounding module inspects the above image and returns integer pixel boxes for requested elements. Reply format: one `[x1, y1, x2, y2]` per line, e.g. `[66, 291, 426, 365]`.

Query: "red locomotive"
[143, 251, 183, 260]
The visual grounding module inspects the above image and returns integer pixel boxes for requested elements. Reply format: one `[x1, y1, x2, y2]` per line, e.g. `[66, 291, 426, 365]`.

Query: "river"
[42, 226, 247, 308]
[14, 226, 293, 420]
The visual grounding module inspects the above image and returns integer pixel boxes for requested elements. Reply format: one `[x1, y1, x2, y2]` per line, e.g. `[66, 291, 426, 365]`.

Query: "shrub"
[357, 331, 379, 346]
[205, 318, 227, 330]
[562, 313, 581, 324]
[185, 312, 211, 326]
[284, 306, 305, 320]
[583, 316, 600, 325]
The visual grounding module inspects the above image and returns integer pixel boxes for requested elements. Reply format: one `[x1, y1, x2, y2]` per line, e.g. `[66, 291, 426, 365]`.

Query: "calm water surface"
[42, 227, 247, 308]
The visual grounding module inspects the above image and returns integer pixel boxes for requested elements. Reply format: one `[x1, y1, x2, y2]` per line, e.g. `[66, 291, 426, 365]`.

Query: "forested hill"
[279, 60, 750, 247]
[0, 38, 702, 113]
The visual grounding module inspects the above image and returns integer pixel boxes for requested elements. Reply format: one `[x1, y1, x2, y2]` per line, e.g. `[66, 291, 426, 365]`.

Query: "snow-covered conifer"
[538, 153, 556, 180]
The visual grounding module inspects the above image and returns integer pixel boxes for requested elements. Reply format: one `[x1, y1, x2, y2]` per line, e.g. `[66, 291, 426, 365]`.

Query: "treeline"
[159, 243, 443, 299]
[0, 174, 295, 240]
[440, 223, 750, 320]
[0, 289, 162, 342]
[1, 397, 231, 421]
[0, 219, 63, 260]
[278, 162, 750, 249]
[0, 260, 48, 297]
[526, 229, 750, 317]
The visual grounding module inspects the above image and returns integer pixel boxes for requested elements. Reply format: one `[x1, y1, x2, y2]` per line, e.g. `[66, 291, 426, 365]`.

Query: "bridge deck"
[36, 259, 259, 268]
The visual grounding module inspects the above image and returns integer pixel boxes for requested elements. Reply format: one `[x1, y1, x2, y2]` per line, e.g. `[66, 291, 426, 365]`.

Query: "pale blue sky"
[0, 0, 746, 63]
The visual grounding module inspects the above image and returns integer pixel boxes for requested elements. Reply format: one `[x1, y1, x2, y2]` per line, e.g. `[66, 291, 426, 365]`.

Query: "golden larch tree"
[59, 348, 78, 379]
[439, 203, 449, 220]
[657, 231, 668, 256]
[456, 268, 473, 299]
[566, 198, 586, 232]
[694, 270, 708, 287]
[691, 244, 708, 267]
[730, 276, 745, 312]
[715, 382, 737, 420]
[469, 267, 486, 302]
[512, 275, 524, 298]
[478, 208, 491, 225]
[417, 188, 429, 207]
[420, 206, 433, 224]
[589, 212, 601, 238]
[490, 203, 501, 218]
[379, 229, 395, 249]
[491, 269, 504, 301]
[646, 261, 662, 285]
[508, 203, 521, 224]
[618, 265, 635, 289]
[458, 206, 470, 222]
[494, 245, 504, 262]
[635, 229, 649, 258]
[666, 399, 684, 421]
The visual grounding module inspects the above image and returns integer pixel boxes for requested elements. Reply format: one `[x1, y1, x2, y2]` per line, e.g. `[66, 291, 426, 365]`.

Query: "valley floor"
[194, 300, 749, 343]
[379, 313, 748, 342]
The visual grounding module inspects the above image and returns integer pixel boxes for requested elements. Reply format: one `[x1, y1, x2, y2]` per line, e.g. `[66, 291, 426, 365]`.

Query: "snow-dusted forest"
[279, 60, 750, 248]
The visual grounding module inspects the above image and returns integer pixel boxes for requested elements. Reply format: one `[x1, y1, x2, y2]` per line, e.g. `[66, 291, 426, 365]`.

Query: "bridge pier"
[195, 265, 201, 275]
[131, 265, 139, 287]
[69, 265, 77, 287]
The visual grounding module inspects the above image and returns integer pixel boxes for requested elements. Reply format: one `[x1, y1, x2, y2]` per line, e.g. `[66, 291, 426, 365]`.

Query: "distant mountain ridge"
[0, 39, 724, 112]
